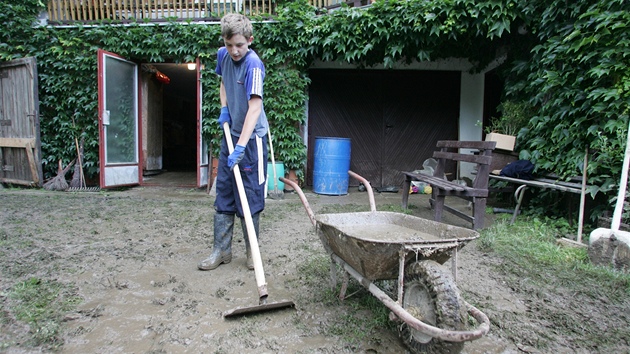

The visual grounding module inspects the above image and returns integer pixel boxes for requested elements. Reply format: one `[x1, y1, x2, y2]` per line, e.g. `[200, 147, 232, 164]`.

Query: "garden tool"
[221, 122, 295, 317]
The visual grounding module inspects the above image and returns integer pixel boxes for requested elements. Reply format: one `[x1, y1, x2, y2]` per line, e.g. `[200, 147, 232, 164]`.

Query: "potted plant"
[485, 100, 532, 151]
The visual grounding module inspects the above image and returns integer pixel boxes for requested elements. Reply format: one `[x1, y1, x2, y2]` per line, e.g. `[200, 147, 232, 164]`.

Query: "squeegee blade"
[223, 300, 295, 318]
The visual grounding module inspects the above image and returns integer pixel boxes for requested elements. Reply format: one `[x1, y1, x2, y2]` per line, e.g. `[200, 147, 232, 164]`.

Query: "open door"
[0, 57, 43, 187]
[97, 49, 141, 188]
[196, 58, 209, 188]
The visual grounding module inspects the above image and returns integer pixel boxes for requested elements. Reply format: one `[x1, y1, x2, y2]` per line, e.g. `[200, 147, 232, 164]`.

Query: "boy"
[198, 13, 268, 271]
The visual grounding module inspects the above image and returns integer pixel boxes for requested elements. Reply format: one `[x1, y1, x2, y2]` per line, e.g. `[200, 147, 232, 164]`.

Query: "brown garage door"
[307, 69, 460, 188]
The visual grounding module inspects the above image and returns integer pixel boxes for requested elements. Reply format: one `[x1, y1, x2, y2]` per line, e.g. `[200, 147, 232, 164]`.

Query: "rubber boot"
[241, 213, 260, 270]
[198, 213, 234, 270]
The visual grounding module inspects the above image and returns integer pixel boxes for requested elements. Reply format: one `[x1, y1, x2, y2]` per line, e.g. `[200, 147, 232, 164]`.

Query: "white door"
[97, 49, 141, 188]
[196, 59, 209, 188]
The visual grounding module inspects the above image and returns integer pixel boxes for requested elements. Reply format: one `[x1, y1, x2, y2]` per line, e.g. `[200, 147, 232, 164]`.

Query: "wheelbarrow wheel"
[399, 260, 467, 354]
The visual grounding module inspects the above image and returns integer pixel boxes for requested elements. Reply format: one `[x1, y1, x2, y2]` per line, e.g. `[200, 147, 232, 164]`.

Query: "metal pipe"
[280, 177, 316, 227]
[348, 170, 376, 212]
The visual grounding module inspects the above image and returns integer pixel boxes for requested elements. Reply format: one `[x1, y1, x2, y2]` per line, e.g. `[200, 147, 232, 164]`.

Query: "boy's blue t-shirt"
[216, 47, 268, 139]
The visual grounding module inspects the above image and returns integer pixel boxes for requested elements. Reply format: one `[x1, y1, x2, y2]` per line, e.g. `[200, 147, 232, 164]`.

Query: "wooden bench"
[401, 140, 496, 230]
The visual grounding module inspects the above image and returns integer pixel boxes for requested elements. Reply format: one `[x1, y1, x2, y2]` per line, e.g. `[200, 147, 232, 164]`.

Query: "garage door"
[307, 69, 460, 188]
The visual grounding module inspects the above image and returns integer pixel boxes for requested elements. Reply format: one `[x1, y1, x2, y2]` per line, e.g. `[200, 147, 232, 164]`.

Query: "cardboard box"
[485, 132, 516, 151]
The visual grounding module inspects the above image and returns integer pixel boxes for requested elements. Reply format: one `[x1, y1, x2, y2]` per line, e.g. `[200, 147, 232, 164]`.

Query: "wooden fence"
[46, 0, 281, 23]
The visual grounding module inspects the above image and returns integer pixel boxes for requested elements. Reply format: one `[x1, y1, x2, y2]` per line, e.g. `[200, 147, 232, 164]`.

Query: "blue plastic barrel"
[313, 137, 351, 195]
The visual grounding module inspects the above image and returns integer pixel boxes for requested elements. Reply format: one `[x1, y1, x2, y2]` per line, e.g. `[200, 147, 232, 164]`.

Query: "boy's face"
[224, 34, 253, 62]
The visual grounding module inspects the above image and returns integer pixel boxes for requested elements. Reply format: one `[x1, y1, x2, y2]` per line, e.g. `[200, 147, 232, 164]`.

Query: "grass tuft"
[2, 277, 81, 349]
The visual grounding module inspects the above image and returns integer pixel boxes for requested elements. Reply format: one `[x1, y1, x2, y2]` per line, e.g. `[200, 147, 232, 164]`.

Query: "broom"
[43, 159, 75, 191]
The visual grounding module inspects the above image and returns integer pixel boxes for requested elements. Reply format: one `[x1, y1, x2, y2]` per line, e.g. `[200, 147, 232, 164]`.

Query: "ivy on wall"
[502, 0, 629, 218]
[1, 0, 629, 219]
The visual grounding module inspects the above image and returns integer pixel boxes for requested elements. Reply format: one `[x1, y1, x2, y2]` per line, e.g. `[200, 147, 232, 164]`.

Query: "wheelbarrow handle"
[280, 177, 316, 227]
[281, 170, 376, 227]
[348, 170, 376, 212]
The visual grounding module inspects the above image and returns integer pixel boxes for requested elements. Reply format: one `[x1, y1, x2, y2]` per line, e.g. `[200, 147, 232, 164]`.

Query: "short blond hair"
[221, 14, 253, 39]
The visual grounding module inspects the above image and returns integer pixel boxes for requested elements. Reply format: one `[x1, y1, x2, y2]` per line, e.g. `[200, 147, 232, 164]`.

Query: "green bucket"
[267, 162, 284, 191]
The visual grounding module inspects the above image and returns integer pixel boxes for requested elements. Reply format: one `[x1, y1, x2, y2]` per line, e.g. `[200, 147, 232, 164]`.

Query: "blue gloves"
[218, 106, 231, 126]
[228, 144, 246, 170]
[220, 106, 243, 169]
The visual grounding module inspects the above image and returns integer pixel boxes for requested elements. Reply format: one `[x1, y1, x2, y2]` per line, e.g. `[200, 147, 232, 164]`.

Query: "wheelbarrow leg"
[329, 258, 338, 290]
[329, 254, 349, 300]
[397, 249, 406, 304]
[451, 245, 458, 282]
[339, 271, 349, 301]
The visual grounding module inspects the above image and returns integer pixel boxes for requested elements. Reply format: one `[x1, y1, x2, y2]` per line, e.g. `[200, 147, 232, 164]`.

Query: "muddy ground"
[1, 184, 629, 353]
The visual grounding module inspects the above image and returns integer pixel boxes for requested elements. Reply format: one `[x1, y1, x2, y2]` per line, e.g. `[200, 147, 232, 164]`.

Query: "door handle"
[103, 110, 110, 125]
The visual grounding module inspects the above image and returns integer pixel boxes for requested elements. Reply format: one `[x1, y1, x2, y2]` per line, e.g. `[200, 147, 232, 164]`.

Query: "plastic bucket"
[313, 137, 351, 195]
[267, 161, 284, 191]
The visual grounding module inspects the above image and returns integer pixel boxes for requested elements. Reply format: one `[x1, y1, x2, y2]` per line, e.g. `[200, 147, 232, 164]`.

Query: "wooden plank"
[49, 0, 57, 21]
[122, 0, 127, 20]
[437, 140, 497, 150]
[404, 173, 467, 192]
[24, 141, 39, 185]
[98, 0, 104, 20]
[109, 0, 122, 20]
[69, 0, 76, 20]
[0, 138, 36, 148]
[434, 151, 493, 165]
[81, 0, 87, 21]
[0, 177, 37, 186]
[63, 0, 69, 20]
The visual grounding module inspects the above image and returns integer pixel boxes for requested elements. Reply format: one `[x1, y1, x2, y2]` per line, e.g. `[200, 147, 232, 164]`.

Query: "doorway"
[141, 63, 199, 187]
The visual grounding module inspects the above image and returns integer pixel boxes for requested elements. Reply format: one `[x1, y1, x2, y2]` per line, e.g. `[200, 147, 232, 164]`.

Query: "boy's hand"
[228, 144, 246, 170]
[218, 107, 231, 126]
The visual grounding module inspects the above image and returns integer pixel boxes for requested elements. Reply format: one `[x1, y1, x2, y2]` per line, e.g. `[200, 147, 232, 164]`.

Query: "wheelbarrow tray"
[316, 211, 479, 280]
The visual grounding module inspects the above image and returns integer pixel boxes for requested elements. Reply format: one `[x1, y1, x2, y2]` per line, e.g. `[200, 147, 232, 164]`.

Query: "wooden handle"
[222, 123, 268, 301]
[268, 127, 279, 190]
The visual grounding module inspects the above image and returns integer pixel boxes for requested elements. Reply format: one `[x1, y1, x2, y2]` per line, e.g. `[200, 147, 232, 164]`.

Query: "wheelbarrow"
[280, 171, 490, 354]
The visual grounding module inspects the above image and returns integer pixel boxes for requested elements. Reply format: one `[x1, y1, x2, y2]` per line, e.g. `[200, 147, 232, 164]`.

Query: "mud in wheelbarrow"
[280, 171, 490, 354]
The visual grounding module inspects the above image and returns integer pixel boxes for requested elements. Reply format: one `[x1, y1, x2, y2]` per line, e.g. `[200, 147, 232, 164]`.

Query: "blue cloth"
[214, 134, 268, 218]
[218, 106, 231, 126]
[500, 160, 535, 180]
[228, 144, 246, 170]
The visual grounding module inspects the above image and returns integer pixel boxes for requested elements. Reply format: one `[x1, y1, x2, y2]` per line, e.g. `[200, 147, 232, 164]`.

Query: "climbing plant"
[504, 0, 630, 216]
[1, 0, 629, 219]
